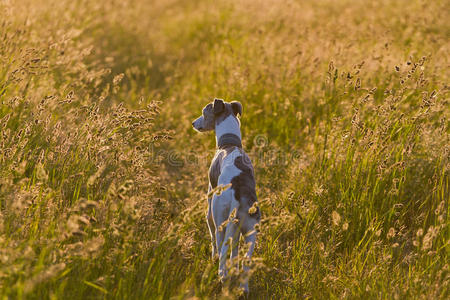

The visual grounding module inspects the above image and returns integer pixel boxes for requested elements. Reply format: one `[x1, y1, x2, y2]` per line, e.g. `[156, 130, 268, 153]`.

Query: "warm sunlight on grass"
[0, 0, 448, 298]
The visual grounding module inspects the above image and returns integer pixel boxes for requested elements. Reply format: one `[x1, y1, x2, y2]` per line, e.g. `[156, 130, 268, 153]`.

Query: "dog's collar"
[217, 133, 242, 149]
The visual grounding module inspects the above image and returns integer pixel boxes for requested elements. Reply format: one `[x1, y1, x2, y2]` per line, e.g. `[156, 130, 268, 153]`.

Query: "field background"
[0, 0, 448, 299]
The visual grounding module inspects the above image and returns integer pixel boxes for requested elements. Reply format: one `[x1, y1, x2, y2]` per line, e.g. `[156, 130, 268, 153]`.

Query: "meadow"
[0, 0, 448, 298]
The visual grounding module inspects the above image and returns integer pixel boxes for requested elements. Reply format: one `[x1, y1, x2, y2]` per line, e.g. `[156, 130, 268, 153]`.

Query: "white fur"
[218, 148, 242, 184]
[215, 114, 241, 140]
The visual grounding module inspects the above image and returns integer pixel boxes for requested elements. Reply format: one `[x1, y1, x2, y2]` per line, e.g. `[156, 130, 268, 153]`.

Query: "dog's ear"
[230, 101, 242, 116]
[213, 98, 225, 115]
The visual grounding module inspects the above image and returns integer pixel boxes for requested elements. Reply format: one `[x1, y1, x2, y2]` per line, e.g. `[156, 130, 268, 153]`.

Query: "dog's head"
[192, 98, 242, 132]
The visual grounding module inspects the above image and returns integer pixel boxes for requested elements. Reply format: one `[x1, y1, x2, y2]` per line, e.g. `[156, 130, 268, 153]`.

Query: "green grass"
[0, 0, 448, 299]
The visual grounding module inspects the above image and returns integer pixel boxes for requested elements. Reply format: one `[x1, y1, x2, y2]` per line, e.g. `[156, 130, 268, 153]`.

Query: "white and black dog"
[192, 98, 260, 293]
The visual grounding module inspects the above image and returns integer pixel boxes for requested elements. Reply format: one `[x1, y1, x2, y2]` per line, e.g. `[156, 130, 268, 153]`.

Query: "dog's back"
[209, 147, 261, 225]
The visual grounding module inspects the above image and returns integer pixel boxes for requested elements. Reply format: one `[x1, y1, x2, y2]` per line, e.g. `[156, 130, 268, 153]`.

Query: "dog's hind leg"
[207, 184, 217, 259]
[230, 230, 241, 272]
[207, 205, 217, 259]
[212, 192, 227, 275]
[240, 219, 258, 293]
[218, 199, 240, 280]
[218, 208, 239, 279]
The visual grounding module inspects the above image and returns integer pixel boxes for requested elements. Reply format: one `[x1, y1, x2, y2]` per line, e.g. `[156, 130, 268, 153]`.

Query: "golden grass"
[0, 0, 448, 298]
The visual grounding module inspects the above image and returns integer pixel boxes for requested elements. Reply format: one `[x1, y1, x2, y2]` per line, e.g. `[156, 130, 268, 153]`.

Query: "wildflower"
[342, 222, 349, 231]
[422, 226, 438, 251]
[319, 242, 325, 252]
[387, 227, 396, 239]
[113, 73, 125, 85]
[87, 164, 106, 187]
[35, 163, 48, 181]
[435, 201, 444, 215]
[248, 202, 258, 215]
[354, 78, 361, 90]
[416, 228, 423, 237]
[331, 211, 341, 226]
[313, 183, 325, 196]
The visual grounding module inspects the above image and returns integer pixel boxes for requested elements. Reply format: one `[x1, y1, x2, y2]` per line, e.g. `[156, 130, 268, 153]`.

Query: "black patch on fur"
[214, 107, 231, 125]
[214, 102, 241, 127]
[218, 133, 242, 149]
[208, 148, 234, 189]
[230, 101, 242, 116]
[231, 155, 260, 221]
[213, 98, 225, 115]
[208, 154, 222, 189]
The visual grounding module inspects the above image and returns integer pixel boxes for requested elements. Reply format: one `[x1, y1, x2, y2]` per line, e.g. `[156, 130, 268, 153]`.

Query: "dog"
[192, 98, 261, 293]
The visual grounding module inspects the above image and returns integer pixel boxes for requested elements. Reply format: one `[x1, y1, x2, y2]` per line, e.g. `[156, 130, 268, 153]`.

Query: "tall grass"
[0, 0, 448, 299]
